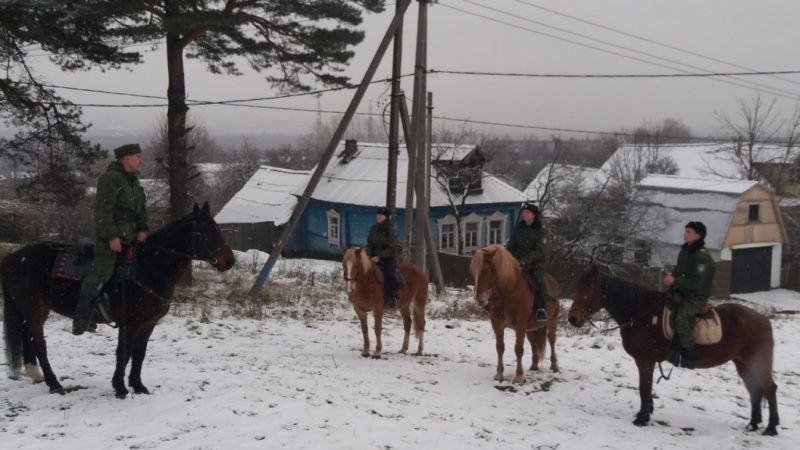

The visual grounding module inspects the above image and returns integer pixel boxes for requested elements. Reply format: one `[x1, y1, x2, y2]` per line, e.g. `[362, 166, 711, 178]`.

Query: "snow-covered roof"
[430, 143, 479, 161]
[525, 163, 604, 201]
[291, 141, 525, 207]
[602, 142, 800, 181]
[632, 175, 761, 249]
[638, 175, 760, 195]
[215, 165, 311, 225]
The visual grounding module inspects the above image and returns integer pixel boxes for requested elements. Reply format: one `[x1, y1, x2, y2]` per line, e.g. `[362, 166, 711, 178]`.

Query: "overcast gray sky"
[22, 0, 800, 142]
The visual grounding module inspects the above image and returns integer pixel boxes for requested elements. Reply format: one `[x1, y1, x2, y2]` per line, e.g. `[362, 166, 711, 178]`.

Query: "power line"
[442, 0, 800, 101]
[429, 69, 800, 79]
[509, 0, 800, 89]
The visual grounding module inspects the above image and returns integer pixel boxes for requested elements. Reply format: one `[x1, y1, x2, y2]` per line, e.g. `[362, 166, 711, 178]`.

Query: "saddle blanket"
[662, 306, 722, 345]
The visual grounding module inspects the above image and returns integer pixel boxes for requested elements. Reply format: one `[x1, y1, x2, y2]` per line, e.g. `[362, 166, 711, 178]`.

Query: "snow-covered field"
[1, 254, 799, 449]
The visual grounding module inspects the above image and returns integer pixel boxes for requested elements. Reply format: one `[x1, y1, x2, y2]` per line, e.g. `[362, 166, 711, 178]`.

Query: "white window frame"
[327, 209, 341, 246]
[486, 211, 506, 246]
[438, 215, 457, 253]
[461, 212, 483, 252]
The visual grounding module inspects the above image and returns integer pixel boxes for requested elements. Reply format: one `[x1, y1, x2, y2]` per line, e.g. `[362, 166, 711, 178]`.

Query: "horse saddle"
[371, 265, 407, 287]
[50, 238, 95, 281]
[662, 305, 722, 345]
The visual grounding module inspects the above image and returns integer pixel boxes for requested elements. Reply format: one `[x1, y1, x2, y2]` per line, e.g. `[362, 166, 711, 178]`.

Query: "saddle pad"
[662, 306, 722, 345]
[51, 251, 92, 281]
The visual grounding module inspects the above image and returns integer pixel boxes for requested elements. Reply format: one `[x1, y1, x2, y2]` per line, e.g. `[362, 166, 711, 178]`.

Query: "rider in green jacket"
[506, 202, 549, 321]
[73, 144, 149, 335]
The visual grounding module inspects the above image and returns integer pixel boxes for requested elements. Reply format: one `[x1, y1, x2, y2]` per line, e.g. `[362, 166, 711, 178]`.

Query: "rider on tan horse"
[505, 202, 549, 321]
[366, 206, 401, 307]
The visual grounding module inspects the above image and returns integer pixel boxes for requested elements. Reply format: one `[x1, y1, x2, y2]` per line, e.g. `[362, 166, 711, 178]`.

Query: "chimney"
[341, 139, 358, 163]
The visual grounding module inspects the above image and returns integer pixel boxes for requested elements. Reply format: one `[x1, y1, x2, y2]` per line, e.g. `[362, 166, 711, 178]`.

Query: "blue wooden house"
[217, 140, 526, 259]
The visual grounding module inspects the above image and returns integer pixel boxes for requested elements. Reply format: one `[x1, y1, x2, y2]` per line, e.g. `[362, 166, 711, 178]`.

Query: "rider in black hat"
[506, 202, 549, 321]
[367, 207, 401, 307]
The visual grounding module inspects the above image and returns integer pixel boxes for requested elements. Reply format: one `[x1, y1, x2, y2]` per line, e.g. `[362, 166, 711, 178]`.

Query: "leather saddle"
[50, 238, 95, 281]
[371, 265, 407, 287]
[662, 303, 722, 345]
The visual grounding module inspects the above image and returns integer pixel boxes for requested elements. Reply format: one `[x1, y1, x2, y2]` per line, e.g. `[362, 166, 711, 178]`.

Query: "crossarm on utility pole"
[249, 0, 414, 295]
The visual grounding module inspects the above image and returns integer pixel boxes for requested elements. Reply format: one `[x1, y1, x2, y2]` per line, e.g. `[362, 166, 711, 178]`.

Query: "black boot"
[383, 290, 397, 308]
[680, 348, 695, 370]
[72, 291, 96, 336]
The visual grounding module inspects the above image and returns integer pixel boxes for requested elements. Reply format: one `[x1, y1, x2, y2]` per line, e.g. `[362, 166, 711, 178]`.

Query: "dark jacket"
[366, 221, 400, 259]
[94, 160, 148, 244]
[672, 240, 715, 300]
[505, 221, 547, 270]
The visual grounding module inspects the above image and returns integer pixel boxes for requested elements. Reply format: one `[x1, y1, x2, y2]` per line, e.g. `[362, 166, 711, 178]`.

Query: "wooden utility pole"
[398, 92, 445, 292]
[411, 0, 428, 270]
[400, 93, 416, 252]
[386, 0, 404, 217]
[250, 0, 414, 295]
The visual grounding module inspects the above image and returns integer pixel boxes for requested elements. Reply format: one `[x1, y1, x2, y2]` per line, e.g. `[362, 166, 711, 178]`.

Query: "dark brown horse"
[470, 245, 560, 384]
[568, 265, 779, 435]
[342, 247, 427, 358]
[2, 202, 235, 398]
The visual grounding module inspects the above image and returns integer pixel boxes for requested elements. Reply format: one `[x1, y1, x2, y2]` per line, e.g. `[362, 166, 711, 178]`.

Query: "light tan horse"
[470, 245, 560, 383]
[342, 247, 427, 358]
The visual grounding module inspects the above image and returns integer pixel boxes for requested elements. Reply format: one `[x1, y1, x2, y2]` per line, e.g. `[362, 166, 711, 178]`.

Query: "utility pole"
[250, 0, 414, 295]
[400, 94, 416, 253]
[411, 0, 428, 270]
[386, 0, 404, 218]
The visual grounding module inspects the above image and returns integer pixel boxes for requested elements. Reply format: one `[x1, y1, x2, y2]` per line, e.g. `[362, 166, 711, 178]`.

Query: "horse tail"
[410, 266, 428, 338]
[2, 256, 23, 380]
[531, 327, 547, 364]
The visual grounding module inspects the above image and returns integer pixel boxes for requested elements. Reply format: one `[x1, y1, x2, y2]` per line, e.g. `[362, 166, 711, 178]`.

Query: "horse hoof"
[133, 387, 151, 395]
[371, 354, 382, 360]
[50, 387, 66, 396]
[746, 423, 759, 432]
[115, 391, 129, 399]
[494, 374, 505, 382]
[529, 365, 539, 371]
[551, 366, 560, 373]
[361, 352, 370, 358]
[633, 416, 649, 427]
[762, 427, 778, 436]
[413, 351, 423, 357]
[513, 376, 525, 384]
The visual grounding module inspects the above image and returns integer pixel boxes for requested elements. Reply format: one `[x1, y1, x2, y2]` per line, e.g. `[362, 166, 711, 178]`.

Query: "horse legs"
[633, 359, 655, 426]
[547, 309, 559, 372]
[513, 326, 526, 384]
[128, 327, 155, 395]
[734, 360, 763, 432]
[22, 327, 44, 383]
[493, 321, 505, 381]
[372, 307, 383, 359]
[399, 303, 412, 354]
[29, 308, 64, 394]
[527, 328, 545, 371]
[112, 326, 135, 399]
[354, 306, 370, 357]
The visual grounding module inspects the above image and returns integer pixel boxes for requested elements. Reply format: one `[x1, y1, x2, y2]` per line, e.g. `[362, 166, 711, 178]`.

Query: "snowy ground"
[1, 255, 799, 449]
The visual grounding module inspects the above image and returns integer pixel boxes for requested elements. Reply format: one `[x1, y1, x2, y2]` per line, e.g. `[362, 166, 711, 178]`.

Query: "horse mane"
[344, 248, 372, 275]
[597, 270, 661, 319]
[486, 245, 522, 291]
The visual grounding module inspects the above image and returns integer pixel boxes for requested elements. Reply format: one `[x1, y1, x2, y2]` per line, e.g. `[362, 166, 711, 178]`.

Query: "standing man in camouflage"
[366, 207, 401, 307]
[662, 221, 716, 369]
[506, 202, 549, 321]
[73, 144, 149, 335]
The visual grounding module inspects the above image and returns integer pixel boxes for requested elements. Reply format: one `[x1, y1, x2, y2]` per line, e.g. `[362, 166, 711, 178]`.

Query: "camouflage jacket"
[672, 241, 715, 299]
[366, 221, 400, 259]
[505, 221, 547, 270]
[94, 161, 148, 244]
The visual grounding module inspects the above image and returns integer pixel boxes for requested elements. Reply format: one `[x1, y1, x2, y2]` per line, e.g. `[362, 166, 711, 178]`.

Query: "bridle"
[144, 219, 220, 266]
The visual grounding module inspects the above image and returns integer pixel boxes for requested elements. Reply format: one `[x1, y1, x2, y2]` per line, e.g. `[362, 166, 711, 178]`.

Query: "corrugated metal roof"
[292, 141, 525, 207]
[602, 143, 800, 181]
[638, 175, 760, 194]
[215, 165, 311, 225]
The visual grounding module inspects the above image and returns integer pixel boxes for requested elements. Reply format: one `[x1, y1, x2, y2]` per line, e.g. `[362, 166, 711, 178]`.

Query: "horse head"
[342, 246, 370, 296]
[470, 245, 520, 307]
[189, 202, 235, 272]
[568, 265, 605, 327]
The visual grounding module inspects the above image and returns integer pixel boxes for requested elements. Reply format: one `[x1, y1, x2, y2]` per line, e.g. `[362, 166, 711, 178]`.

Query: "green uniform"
[79, 160, 148, 299]
[366, 221, 401, 299]
[671, 242, 715, 349]
[505, 221, 548, 308]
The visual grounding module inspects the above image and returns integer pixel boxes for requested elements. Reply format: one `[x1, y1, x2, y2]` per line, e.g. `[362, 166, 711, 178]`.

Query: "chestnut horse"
[568, 265, 779, 435]
[341, 247, 427, 358]
[2, 202, 235, 398]
[470, 245, 560, 384]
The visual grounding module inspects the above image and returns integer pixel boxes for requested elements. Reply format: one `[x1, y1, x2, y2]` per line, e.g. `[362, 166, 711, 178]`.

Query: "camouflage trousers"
[675, 294, 707, 350]
[523, 267, 548, 310]
[78, 240, 117, 300]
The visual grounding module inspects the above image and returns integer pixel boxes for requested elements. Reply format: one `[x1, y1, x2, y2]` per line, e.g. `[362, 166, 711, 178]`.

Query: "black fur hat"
[114, 143, 142, 159]
[685, 221, 707, 240]
[376, 207, 391, 217]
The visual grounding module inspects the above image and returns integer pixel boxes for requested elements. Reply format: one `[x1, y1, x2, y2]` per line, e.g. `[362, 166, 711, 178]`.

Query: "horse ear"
[202, 201, 210, 214]
[471, 249, 477, 256]
[355, 247, 362, 254]
[340, 243, 347, 254]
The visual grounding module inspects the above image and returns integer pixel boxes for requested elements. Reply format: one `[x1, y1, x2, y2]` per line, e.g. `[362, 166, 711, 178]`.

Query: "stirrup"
[535, 308, 547, 321]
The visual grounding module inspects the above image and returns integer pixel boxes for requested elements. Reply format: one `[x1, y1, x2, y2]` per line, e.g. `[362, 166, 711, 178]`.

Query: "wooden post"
[386, 0, 404, 217]
[249, 0, 414, 295]
[411, 0, 428, 270]
[400, 94, 416, 252]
